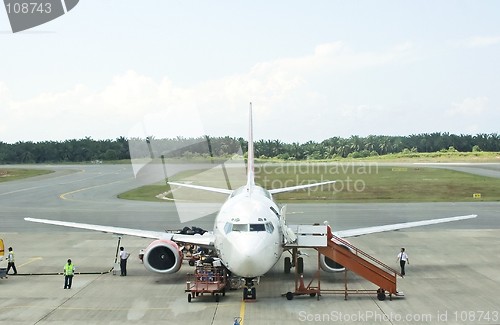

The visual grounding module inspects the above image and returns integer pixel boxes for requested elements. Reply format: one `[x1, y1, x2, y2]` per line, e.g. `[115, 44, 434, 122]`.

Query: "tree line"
[0, 137, 130, 163]
[1, 132, 499, 164]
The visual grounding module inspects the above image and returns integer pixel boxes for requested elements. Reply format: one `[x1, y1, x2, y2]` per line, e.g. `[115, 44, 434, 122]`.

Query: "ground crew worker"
[396, 247, 409, 276]
[6, 247, 17, 275]
[63, 259, 75, 289]
[119, 247, 130, 276]
[5, 247, 17, 275]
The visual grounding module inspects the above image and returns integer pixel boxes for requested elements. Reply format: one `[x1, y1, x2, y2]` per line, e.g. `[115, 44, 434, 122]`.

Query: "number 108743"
[5, 2, 52, 14]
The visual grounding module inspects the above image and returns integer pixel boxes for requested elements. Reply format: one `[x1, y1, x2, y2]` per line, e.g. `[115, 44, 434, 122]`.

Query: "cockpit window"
[265, 222, 274, 234]
[232, 224, 249, 232]
[224, 222, 273, 233]
[249, 224, 265, 232]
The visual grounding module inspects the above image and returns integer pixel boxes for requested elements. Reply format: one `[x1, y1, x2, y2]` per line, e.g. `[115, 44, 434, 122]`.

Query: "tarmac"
[1, 163, 499, 324]
[1, 228, 500, 325]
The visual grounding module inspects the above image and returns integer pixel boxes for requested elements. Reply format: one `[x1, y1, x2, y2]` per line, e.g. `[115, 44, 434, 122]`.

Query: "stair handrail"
[331, 234, 402, 277]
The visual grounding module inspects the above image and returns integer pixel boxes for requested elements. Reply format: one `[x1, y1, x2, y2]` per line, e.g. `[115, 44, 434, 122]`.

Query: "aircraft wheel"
[286, 292, 294, 300]
[187, 293, 192, 302]
[243, 288, 248, 300]
[377, 288, 386, 301]
[251, 287, 256, 300]
[297, 257, 304, 274]
[284, 257, 291, 274]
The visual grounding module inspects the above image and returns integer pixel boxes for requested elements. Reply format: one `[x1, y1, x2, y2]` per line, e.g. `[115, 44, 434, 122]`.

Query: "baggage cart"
[185, 264, 227, 302]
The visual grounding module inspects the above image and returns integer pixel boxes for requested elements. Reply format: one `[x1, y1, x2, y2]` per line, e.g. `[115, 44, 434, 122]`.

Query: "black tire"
[188, 260, 195, 266]
[187, 293, 192, 302]
[286, 292, 294, 300]
[251, 287, 256, 300]
[243, 288, 248, 300]
[284, 257, 291, 274]
[297, 257, 304, 274]
[377, 288, 386, 301]
[215, 294, 220, 302]
[309, 293, 316, 297]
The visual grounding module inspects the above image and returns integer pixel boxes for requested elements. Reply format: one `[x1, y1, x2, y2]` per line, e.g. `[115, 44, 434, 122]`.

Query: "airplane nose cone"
[225, 235, 276, 277]
[231, 253, 269, 277]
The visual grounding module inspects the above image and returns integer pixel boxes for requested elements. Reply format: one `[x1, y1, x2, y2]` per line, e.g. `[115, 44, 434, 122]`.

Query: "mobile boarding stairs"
[284, 225, 404, 301]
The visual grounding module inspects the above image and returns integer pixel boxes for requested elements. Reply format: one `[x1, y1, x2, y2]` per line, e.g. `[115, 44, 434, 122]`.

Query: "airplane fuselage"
[213, 185, 283, 278]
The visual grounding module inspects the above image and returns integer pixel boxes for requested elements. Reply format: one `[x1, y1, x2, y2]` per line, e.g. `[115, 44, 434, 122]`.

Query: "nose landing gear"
[243, 278, 257, 300]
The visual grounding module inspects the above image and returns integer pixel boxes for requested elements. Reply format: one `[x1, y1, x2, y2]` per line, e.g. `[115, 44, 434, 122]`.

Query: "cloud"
[0, 42, 417, 143]
[0, 82, 9, 101]
[250, 41, 416, 76]
[447, 97, 489, 116]
[454, 36, 500, 48]
[340, 104, 376, 118]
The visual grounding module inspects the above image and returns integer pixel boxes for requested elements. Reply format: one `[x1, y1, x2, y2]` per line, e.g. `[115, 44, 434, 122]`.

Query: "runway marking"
[239, 300, 246, 324]
[0, 186, 50, 196]
[2, 305, 176, 311]
[59, 179, 127, 201]
[59, 187, 94, 200]
[0, 169, 84, 197]
[18, 257, 43, 267]
[2, 301, 242, 311]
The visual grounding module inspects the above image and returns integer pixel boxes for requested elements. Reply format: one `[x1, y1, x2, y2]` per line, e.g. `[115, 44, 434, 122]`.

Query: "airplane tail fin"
[169, 104, 335, 196]
[245, 103, 334, 194]
[247, 103, 255, 190]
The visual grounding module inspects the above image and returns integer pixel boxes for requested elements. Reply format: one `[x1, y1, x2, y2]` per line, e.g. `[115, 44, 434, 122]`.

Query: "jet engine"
[143, 239, 183, 274]
[319, 241, 353, 273]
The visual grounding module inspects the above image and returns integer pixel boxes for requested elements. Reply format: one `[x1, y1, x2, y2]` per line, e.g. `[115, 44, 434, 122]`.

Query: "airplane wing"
[168, 180, 336, 195]
[24, 217, 215, 247]
[168, 181, 233, 195]
[333, 214, 477, 238]
[268, 180, 336, 194]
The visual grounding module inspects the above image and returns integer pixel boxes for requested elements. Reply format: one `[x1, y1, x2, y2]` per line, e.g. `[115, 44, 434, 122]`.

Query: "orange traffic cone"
[298, 274, 306, 291]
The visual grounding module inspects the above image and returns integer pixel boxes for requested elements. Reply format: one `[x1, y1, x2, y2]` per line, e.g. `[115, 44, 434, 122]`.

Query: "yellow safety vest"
[64, 263, 74, 276]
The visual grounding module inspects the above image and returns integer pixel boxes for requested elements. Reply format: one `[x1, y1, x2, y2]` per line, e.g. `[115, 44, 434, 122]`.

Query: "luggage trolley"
[185, 263, 227, 302]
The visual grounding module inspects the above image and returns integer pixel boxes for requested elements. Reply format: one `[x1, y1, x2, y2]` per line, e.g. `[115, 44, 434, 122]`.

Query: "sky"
[1, 1, 499, 144]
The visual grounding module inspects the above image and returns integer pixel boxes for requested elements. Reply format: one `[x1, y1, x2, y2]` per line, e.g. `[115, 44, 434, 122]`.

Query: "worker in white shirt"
[119, 247, 130, 276]
[396, 247, 409, 276]
[7, 247, 17, 275]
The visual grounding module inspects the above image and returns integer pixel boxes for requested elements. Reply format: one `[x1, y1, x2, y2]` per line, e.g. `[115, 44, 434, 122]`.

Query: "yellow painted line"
[59, 179, 128, 201]
[18, 257, 43, 267]
[239, 299, 246, 324]
[59, 187, 92, 200]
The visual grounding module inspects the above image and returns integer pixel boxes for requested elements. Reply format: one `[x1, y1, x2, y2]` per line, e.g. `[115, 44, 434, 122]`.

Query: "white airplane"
[25, 105, 477, 300]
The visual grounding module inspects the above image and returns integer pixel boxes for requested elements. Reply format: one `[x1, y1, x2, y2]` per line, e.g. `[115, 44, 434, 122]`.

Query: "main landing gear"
[284, 255, 304, 274]
[242, 278, 256, 300]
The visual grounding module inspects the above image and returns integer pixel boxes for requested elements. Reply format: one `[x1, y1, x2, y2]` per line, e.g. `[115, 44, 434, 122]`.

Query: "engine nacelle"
[143, 239, 183, 274]
[319, 241, 354, 273]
